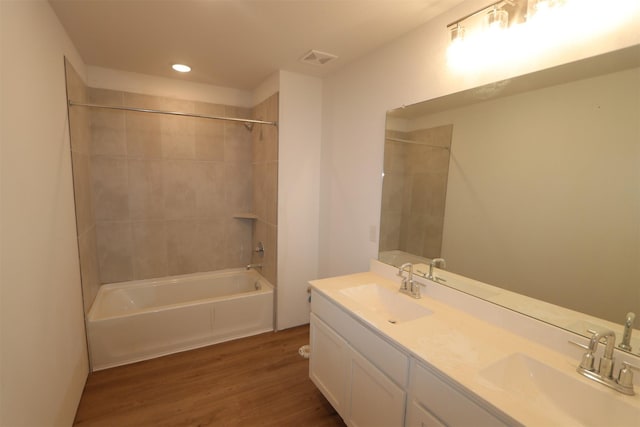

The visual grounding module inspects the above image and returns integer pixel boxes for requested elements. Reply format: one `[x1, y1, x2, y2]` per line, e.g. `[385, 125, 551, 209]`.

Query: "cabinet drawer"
[410, 361, 513, 427]
[312, 290, 409, 387]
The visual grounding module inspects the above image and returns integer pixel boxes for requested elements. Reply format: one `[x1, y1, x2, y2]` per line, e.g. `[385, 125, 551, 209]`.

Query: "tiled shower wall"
[87, 89, 258, 283]
[65, 60, 100, 313]
[250, 94, 278, 286]
[380, 125, 452, 259]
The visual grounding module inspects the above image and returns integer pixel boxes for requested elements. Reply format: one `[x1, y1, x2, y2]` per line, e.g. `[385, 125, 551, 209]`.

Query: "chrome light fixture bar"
[447, 0, 515, 30]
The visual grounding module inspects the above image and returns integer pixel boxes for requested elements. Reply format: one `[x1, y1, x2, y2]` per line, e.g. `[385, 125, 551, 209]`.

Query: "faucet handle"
[569, 339, 596, 370]
[618, 362, 639, 391]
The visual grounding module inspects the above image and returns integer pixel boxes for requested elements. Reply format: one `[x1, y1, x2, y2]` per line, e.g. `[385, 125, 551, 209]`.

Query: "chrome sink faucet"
[427, 258, 446, 282]
[571, 329, 638, 395]
[397, 263, 423, 298]
[619, 312, 635, 352]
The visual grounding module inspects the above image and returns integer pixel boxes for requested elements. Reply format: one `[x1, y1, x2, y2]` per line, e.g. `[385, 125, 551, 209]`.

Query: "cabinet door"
[310, 314, 348, 418]
[405, 400, 446, 427]
[347, 346, 406, 427]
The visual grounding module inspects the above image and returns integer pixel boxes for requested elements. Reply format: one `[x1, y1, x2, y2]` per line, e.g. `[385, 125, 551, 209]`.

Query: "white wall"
[0, 1, 89, 425]
[277, 71, 322, 329]
[319, 0, 640, 277]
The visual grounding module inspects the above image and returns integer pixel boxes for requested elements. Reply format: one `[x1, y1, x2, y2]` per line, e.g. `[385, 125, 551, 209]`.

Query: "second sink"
[479, 353, 638, 426]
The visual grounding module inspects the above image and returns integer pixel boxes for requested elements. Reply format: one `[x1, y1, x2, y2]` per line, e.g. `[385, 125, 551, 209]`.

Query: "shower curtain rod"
[386, 136, 450, 150]
[68, 101, 278, 131]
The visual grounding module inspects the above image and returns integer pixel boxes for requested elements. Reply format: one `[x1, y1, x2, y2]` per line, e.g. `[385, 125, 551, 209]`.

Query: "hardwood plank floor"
[74, 325, 346, 427]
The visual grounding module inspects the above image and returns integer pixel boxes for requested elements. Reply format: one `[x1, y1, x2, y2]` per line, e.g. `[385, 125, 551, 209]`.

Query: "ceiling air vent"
[299, 50, 338, 66]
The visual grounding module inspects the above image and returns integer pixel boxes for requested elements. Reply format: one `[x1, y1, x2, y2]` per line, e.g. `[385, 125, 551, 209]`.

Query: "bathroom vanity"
[309, 260, 640, 427]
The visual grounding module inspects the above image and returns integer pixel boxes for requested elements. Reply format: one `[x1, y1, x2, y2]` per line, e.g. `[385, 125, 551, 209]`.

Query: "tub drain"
[298, 344, 310, 359]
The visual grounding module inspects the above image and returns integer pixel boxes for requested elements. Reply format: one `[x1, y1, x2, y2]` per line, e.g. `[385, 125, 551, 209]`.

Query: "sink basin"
[339, 283, 432, 324]
[479, 353, 639, 426]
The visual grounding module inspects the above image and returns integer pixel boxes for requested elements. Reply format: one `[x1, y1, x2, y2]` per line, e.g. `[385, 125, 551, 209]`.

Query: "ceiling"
[49, 0, 465, 90]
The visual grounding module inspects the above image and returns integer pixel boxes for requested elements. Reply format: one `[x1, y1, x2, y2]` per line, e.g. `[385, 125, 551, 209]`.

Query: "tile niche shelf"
[233, 213, 258, 220]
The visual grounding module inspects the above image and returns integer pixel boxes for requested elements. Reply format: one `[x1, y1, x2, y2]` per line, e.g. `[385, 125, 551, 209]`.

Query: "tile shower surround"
[65, 60, 100, 314]
[69, 85, 278, 286]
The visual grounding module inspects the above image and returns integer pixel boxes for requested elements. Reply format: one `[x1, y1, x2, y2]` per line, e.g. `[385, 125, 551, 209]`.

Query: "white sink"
[479, 353, 639, 426]
[339, 283, 432, 324]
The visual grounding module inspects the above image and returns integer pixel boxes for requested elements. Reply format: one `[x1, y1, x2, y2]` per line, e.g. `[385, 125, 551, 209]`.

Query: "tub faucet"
[246, 263, 262, 271]
[428, 258, 446, 282]
[619, 312, 635, 352]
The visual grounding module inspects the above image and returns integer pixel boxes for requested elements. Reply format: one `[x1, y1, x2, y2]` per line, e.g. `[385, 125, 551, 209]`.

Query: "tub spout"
[246, 263, 263, 270]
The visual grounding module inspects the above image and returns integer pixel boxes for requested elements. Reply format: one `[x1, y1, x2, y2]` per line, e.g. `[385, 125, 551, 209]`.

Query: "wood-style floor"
[74, 325, 346, 427]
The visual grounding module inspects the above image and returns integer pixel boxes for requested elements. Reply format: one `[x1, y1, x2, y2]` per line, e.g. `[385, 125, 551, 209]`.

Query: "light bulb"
[172, 64, 191, 73]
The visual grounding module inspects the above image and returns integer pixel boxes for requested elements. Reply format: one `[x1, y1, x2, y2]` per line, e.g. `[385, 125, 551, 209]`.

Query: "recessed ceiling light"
[172, 64, 191, 73]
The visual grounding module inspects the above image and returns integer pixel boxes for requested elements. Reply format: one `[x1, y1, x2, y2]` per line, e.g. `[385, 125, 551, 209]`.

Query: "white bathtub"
[87, 268, 274, 370]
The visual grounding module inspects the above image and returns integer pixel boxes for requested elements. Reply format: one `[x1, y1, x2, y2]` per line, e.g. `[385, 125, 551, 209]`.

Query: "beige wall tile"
[263, 94, 279, 163]
[91, 156, 129, 221]
[132, 221, 168, 279]
[123, 92, 163, 110]
[225, 162, 252, 214]
[196, 219, 227, 271]
[88, 89, 126, 157]
[251, 162, 266, 219]
[126, 111, 162, 158]
[226, 218, 253, 267]
[161, 114, 196, 159]
[195, 121, 225, 161]
[251, 103, 266, 161]
[96, 221, 133, 283]
[265, 161, 278, 226]
[128, 159, 163, 220]
[71, 152, 95, 235]
[166, 220, 200, 275]
[193, 103, 226, 160]
[78, 227, 100, 313]
[194, 161, 226, 218]
[264, 223, 278, 286]
[69, 106, 92, 155]
[224, 127, 252, 164]
[162, 159, 197, 219]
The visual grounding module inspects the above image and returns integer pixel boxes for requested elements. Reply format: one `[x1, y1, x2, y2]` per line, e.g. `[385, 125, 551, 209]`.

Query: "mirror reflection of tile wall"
[380, 125, 452, 259]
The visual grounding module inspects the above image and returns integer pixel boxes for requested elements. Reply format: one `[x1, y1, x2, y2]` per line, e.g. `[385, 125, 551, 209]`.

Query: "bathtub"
[87, 268, 274, 370]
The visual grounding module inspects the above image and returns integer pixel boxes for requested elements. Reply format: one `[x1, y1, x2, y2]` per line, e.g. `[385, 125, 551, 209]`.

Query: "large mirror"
[379, 45, 640, 355]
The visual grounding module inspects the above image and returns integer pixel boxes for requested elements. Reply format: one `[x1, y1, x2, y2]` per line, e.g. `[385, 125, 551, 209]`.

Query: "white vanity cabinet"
[310, 292, 408, 427]
[310, 289, 515, 427]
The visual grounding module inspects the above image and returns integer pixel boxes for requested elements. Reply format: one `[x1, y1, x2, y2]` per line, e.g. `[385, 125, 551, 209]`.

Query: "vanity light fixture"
[450, 23, 465, 42]
[527, 0, 563, 17]
[446, 0, 514, 39]
[172, 63, 191, 73]
[485, 5, 509, 30]
[446, 0, 640, 72]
